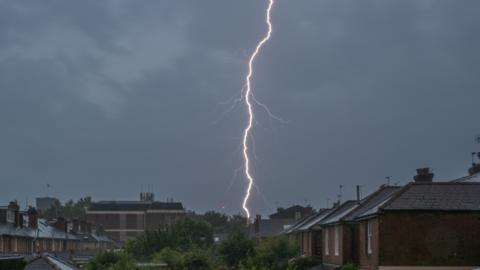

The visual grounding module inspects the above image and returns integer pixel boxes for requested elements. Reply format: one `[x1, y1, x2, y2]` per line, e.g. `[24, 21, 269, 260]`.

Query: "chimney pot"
[414, 167, 434, 182]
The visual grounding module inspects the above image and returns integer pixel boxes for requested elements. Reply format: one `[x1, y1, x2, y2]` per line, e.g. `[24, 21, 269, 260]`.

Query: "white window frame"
[334, 226, 340, 256]
[6, 210, 14, 223]
[367, 220, 373, 255]
[324, 228, 329, 255]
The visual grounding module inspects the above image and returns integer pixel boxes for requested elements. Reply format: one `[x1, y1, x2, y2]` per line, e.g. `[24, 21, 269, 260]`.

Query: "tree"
[183, 248, 215, 270]
[85, 250, 136, 270]
[250, 236, 299, 270]
[202, 211, 228, 228]
[219, 230, 255, 269]
[125, 217, 214, 260]
[153, 248, 184, 270]
[40, 196, 92, 219]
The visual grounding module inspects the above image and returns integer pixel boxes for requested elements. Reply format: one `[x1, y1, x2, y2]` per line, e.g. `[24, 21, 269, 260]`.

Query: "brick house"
[374, 181, 480, 269]
[85, 193, 186, 242]
[0, 202, 114, 254]
[284, 208, 332, 258]
[342, 186, 401, 270]
[320, 200, 359, 268]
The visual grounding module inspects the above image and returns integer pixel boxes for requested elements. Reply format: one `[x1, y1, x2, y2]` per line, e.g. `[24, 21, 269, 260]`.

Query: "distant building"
[269, 205, 313, 220]
[0, 202, 114, 254]
[85, 193, 186, 242]
[250, 205, 314, 240]
[36, 197, 59, 212]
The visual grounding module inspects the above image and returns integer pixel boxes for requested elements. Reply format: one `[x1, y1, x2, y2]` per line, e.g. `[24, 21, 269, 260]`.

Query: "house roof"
[269, 205, 313, 219]
[451, 172, 480, 183]
[320, 201, 359, 226]
[342, 186, 401, 221]
[297, 208, 334, 231]
[88, 201, 184, 211]
[250, 218, 296, 238]
[382, 182, 480, 211]
[281, 212, 317, 234]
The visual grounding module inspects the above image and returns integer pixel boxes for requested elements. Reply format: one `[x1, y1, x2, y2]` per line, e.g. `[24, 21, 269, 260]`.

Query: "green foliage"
[219, 230, 255, 268]
[152, 248, 184, 269]
[85, 250, 137, 270]
[151, 247, 216, 270]
[0, 258, 27, 270]
[202, 211, 229, 228]
[40, 196, 92, 219]
[173, 217, 214, 250]
[251, 236, 300, 270]
[125, 217, 214, 260]
[339, 263, 358, 270]
[287, 256, 321, 270]
[183, 248, 215, 270]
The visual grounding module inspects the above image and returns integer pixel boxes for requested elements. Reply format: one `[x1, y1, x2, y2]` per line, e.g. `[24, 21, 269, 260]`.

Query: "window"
[6, 210, 14, 223]
[334, 226, 340, 256]
[324, 228, 329, 255]
[366, 220, 373, 255]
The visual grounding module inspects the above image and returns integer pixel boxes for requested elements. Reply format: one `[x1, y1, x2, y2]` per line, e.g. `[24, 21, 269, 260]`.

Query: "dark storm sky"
[1, 0, 479, 215]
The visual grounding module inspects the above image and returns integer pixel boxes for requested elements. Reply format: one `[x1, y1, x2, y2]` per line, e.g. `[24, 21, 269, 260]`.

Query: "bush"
[85, 250, 137, 270]
[339, 263, 358, 270]
[125, 217, 214, 260]
[0, 258, 27, 270]
[183, 248, 214, 270]
[152, 248, 184, 269]
[288, 256, 321, 270]
[219, 230, 255, 268]
[252, 236, 299, 270]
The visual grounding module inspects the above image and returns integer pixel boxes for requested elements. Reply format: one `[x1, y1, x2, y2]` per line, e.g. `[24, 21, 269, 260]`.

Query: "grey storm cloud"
[0, 0, 479, 215]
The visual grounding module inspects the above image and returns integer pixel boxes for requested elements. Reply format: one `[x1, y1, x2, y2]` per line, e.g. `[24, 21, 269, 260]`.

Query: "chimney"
[469, 163, 480, 176]
[356, 185, 361, 202]
[8, 201, 20, 227]
[27, 206, 38, 229]
[414, 168, 434, 183]
[53, 217, 67, 232]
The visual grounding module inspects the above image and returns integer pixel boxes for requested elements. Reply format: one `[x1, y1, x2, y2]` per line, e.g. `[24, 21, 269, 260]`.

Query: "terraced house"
[285, 166, 480, 270]
[0, 202, 113, 254]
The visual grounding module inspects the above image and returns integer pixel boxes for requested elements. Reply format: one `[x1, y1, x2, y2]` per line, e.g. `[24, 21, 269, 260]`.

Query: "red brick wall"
[313, 230, 323, 258]
[323, 225, 352, 267]
[86, 213, 121, 230]
[379, 212, 480, 266]
[357, 218, 379, 270]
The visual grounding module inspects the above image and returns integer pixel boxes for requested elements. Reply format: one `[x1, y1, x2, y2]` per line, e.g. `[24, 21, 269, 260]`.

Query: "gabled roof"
[320, 200, 359, 226]
[297, 208, 334, 231]
[451, 172, 480, 183]
[381, 182, 480, 211]
[282, 212, 317, 234]
[88, 201, 184, 211]
[342, 186, 401, 221]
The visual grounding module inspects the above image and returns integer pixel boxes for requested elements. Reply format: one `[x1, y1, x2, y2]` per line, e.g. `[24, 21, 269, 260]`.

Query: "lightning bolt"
[242, 0, 275, 221]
